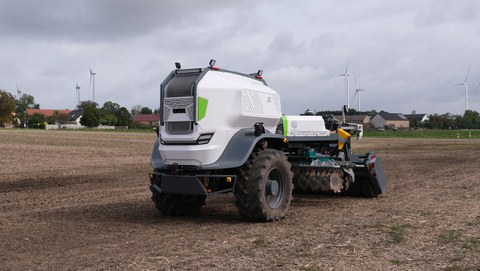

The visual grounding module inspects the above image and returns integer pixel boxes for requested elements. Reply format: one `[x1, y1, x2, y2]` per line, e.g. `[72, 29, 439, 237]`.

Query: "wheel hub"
[267, 179, 279, 196]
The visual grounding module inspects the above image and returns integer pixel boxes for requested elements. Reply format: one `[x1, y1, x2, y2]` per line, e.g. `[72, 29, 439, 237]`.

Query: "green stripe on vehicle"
[282, 115, 288, 136]
[197, 97, 208, 121]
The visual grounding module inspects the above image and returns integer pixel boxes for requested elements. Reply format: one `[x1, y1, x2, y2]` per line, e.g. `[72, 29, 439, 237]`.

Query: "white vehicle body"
[281, 115, 331, 137]
[159, 69, 282, 166]
[149, 61, 387, 222]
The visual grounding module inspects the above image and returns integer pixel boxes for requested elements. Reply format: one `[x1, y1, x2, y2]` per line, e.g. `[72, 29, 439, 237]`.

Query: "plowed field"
[1, 130, 479, 270]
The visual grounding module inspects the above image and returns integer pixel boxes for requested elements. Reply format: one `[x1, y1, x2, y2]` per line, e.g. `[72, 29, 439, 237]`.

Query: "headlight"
[197, 133, 214, 144]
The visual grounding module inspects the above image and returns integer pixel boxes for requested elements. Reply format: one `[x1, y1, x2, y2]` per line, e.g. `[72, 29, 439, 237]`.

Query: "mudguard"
[151, 139, 166, 170]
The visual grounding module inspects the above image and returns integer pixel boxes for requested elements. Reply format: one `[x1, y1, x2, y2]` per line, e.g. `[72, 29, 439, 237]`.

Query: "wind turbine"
[352, 76, 365, 111]
[454, 64, 471, 112]
[89, 66, 96, 102]
[338, 54, 351, 108]
[75, 82, 81, 104]
[16, 83, 21, 98]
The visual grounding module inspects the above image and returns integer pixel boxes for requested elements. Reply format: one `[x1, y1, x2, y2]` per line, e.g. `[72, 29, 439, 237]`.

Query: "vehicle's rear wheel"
[234, 149, 293, 222]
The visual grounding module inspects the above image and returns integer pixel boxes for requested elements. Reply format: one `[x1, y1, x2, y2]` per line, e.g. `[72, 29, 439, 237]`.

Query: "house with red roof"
[26, 109, 84, 128]
[132, 114, 160, 126]
[26, 109, 72, 117]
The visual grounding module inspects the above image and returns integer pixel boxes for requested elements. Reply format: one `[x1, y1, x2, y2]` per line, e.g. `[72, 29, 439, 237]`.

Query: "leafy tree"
[98, 101, 133, 126]
[424, 114, 459, 129]
[100, 114, 118, 126]
[80, 103, 100, 127]
[15, 93, 39, 127]
[424, 114, 442, 129]
[459, 110, 480, 129]
[116, 107, 132, 127]
[54, 111, 69, 125]
[410, 110, 418, 129]
[99, 101, 121, 126]
[77, 100, 98, 111]
[28, 113, 47, 128]
[153, 108, 160, 115]
[140, 106, 153, 114]
[101, 101, 120, 114]
[0, 90, 16, 127]
[312, 109, 370, 117]
[131, 104, 142, 116]
[16, 94, 39, 111]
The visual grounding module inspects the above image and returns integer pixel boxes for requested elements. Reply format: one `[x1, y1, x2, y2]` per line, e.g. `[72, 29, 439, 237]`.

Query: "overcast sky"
[1, 0, 480, 115]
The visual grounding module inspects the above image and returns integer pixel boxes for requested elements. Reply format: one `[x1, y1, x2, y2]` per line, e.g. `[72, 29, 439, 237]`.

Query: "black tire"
[234, 149, 293, 222]
[150, 182, 206, 216]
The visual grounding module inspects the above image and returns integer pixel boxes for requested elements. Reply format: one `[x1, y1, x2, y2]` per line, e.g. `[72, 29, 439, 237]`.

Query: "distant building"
[442, 113, 457, 120]
[65, 109, 83, 126]
[133, 114, 160, 126]
[26, 109, 72, 117]
[26, 108, 83, 129]
[333, 115, 371, 125]
[370, 111, 410, 129]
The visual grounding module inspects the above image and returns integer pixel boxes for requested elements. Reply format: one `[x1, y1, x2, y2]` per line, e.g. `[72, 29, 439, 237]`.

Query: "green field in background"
[364, 129, 480, 139]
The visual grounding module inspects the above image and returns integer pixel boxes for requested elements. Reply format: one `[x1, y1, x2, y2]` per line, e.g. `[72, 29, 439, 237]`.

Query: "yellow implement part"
[337, 128, 351, 150]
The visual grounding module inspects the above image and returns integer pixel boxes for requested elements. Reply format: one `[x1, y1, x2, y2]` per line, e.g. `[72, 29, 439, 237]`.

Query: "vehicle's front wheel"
[150, 180, 206, 216]
[234, 149, 293, 222]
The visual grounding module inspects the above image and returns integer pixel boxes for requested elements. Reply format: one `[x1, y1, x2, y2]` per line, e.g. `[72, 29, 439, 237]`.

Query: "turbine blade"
[352, 90, 358, 102]
[344, 53, 350, 74]
[464, 63, 471, 83]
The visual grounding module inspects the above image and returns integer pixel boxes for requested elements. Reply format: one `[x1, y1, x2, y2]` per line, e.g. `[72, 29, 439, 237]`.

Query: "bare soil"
[0, 129, 479, 271]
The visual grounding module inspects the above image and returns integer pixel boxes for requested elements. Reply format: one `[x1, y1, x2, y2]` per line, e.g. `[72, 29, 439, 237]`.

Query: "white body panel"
[196, 71, 281, 132]
[283, 115, 331, 137]
[159, 70, 282, 166]
[159, 129, 228, 166]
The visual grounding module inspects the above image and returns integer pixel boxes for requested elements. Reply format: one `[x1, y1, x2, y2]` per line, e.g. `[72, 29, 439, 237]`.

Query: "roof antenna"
[256, 70, 263, 79]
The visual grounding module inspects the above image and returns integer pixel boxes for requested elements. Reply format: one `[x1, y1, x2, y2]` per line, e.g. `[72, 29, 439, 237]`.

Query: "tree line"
[304, 108, 480, 130]
[0, 89, 158, 128]
[420, 110, 480, 130]
[3, 88, 480, 129]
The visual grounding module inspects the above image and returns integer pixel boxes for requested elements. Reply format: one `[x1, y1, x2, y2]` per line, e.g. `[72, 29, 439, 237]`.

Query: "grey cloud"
[414, 0, 480, 28]
[0, 0, 254, 41]
[1, 0, 480, 114]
